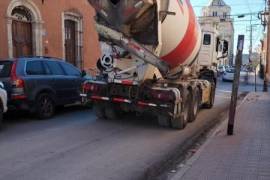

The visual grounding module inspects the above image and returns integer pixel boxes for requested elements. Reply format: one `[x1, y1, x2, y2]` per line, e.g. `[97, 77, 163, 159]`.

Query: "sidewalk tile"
[174, 93, 270, 180]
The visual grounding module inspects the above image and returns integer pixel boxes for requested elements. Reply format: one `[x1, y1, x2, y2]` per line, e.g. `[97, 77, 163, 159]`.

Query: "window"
[26, 61, 46, 75]
[11, 6, 32, 22]
[63, 12, 83, 69]
[203, 34, 211, 45]
[45, 61, 65, 75]
[216, 37, 220, 52]
[0, 61, 13, 77]
[213, 11, 218, 16]
[61, 63, 81, 76]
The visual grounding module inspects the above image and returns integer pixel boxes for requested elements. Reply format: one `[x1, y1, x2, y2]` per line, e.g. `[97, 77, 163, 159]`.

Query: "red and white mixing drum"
[89, 0, 201, 70]
[160, 0, 201, 68]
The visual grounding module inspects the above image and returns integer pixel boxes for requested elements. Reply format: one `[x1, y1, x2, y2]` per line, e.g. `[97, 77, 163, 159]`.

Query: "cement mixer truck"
[82, 0, 228, 129]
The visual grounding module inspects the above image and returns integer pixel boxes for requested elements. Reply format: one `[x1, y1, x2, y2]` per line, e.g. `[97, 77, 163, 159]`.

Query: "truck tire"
[171, 94, 189, 129]
[93, 104, 106, 119]
[188, 88, 200, 122]
[36, 93, 55, 119]
[104, 103, 125, 120]
[105, 107, 117, 120]
[157, 115, 171, 127]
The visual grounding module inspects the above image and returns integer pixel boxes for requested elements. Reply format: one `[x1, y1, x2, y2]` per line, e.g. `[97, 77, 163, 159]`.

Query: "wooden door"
[65, 20, 76, 66]
[12, 20, 33, 58]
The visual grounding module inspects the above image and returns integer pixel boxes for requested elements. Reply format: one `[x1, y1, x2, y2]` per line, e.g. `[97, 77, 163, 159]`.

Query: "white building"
[199, 0, 234, 66]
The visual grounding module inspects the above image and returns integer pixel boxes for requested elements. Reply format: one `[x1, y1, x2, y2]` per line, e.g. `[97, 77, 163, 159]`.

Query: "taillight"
[83, 83, 101, 93]
[10, 60, 26, 100]
[151, 90, 175, 102]
[82, 83, 91, 91]
[12, 79, 24, 88]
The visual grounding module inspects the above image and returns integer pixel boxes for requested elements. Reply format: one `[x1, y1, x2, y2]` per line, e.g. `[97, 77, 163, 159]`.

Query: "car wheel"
[36, 93, 55, 119]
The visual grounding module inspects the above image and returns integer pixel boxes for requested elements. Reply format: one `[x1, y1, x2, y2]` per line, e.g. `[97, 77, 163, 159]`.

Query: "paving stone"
[177, 93, 270, 180]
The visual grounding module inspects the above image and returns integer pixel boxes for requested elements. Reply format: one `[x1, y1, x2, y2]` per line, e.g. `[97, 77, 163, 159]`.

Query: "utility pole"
[249, 16, 253, 62]
[228, 35, 244, 136]
[246, 16, 255, 84]
[264, 0, 270, 92]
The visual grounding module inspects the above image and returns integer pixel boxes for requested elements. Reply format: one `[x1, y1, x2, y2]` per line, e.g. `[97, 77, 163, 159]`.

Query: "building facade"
[199, 0, 234, 66]
[259, 34, 270, 79]
[0, 0, 100, 70]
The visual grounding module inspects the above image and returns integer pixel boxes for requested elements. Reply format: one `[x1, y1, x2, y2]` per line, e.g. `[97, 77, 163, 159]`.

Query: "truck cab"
[197, 26, 229, 68]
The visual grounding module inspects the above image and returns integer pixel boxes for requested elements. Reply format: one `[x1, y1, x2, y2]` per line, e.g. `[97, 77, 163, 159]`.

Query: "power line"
[197, 11, 263, 19]
[193, 3, 265, 8]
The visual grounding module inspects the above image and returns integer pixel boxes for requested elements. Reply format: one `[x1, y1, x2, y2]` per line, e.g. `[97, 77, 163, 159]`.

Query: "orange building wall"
[0, 0, 101, 70]
[0, 1, 9, 59]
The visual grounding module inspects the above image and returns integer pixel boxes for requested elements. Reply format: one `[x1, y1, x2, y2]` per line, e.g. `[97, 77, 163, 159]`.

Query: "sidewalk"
[171, 92, 270, 180]
[240, 73, 264, 86]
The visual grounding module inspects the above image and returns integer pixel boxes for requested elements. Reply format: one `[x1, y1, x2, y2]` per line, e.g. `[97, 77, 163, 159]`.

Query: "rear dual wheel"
[94, 103, 123, 120]
[161, 89, 198, 130]
[171, 100, 189, 130]
[93, 103, 106, 119]
[157, 115, 171, 127]
[188, 88, 200, 123]
[158, 90, 190, 130]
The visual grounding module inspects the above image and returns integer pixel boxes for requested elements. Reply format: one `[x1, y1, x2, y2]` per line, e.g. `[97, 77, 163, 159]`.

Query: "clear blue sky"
[190, 0, 266, 54]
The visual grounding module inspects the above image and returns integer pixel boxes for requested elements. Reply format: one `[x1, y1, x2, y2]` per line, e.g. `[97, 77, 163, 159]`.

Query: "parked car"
[0, 57, 85, 119]
[217, 65, 226, 75]
[222, 68, 247, 82]
[0, 82, 8, 127]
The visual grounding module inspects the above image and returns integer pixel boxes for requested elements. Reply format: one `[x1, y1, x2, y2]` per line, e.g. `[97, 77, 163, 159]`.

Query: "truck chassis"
[82, 69, 216, 129]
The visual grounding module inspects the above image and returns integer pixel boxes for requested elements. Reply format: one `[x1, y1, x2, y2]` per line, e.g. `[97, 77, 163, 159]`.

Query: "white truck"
[82, 0, 228, 129]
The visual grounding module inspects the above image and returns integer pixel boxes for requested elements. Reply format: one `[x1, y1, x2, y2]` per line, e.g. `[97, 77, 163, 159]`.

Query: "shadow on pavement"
[2, 105, 93, 128]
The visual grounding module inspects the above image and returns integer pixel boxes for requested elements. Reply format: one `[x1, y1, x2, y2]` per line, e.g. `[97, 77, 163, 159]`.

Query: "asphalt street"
[0, 82, 233, 180]
[218, 75, 268, 92]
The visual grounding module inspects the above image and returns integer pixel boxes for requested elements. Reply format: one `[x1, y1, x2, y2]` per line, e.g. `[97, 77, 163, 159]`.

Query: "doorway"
[11, 6, 33, 57]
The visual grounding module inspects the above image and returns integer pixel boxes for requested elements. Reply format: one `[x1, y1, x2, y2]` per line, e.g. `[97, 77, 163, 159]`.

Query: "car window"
[0, 61, 12, 77]
[61, 63, 81, 77]
[203, 34, 211, 45]
[45, 61, 65, 75]
[26, 61, 46, 75]
[226, 69, 235, 73]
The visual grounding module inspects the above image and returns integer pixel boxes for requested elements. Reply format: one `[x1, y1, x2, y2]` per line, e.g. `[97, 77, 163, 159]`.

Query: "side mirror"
[81, 70, 87, 77]
[217, 40, 229, 60]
